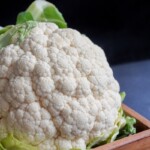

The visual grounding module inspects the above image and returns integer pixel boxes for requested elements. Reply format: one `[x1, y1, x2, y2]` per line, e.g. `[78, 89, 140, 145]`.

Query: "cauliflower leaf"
[0, 133, 38, 150]
[16, 12, 34, 25]
[16, 0, 67, 28]
[0, 143, 6, 150]
[0, 21, 37, 49]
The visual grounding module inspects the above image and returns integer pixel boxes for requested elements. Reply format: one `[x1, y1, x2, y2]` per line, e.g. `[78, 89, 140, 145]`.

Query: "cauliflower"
[0, 1, 136, 150]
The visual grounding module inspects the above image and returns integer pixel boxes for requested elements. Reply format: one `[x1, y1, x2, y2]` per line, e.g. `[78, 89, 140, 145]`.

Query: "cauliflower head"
[0, 1, 122, 150]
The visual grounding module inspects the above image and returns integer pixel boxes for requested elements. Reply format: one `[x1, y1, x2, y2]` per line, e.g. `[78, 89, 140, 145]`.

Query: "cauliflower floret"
[0, 22, 121, 150]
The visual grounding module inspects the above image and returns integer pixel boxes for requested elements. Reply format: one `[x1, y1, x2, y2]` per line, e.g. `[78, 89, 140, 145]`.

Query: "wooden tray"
[92, 104, 150, 150]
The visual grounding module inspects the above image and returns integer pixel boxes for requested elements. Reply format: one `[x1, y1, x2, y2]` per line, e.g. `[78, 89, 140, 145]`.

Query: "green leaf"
[0, 21, 37, 49]
[0, 26, 13, 35]
[17, 21, 37, 43]
[42, 6, 67, 28]
[86, 137, 100, 149]
[86, 134, 105, 150]
[0, 26, 16, 49]
[16, 0, 67, 28]
[120, 92, 126, 102]
[0, 133, 38, 150]
[0, 143, 6, 150]
[16, 12, 34, 24]
[119, 116, 136, 136]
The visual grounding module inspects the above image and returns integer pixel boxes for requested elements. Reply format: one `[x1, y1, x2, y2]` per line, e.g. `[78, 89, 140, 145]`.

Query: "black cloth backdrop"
[0, 0, 150, 65]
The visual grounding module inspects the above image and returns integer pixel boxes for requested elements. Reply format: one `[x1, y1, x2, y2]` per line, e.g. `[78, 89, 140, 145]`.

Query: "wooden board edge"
[92, 129, 150, 150]
[115, 136, 150, 150]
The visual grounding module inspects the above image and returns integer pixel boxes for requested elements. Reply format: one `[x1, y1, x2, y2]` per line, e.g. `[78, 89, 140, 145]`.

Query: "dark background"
[0, 0, 150, 65]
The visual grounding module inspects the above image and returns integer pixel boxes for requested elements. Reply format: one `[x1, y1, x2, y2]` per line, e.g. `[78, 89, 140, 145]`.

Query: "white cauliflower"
[0, 22, 121, 150]
[0, 1, 124, 150]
